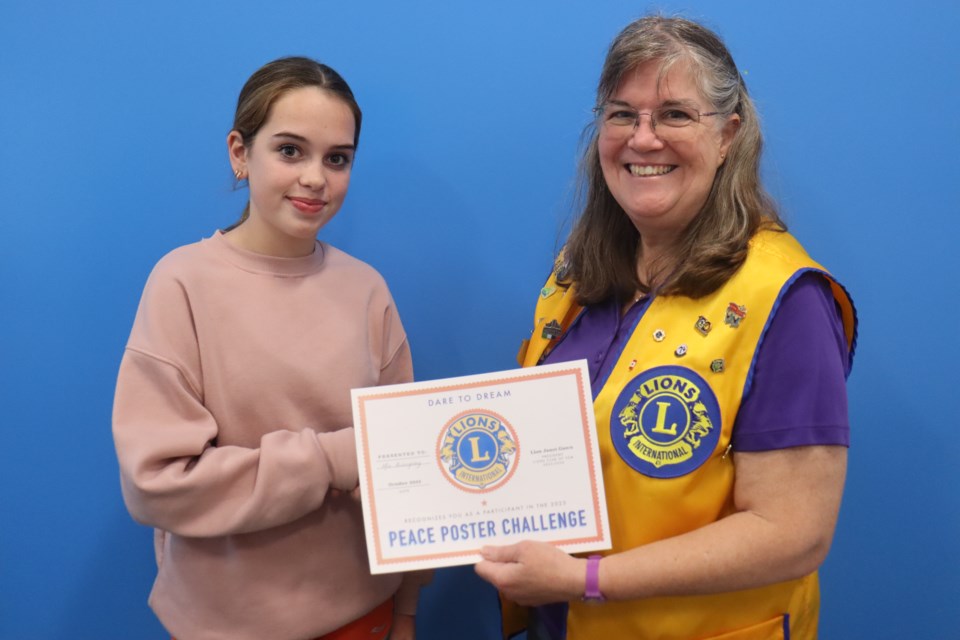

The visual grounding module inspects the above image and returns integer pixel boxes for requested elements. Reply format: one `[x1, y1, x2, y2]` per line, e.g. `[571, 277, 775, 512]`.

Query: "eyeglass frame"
[592, 100, 723, 139]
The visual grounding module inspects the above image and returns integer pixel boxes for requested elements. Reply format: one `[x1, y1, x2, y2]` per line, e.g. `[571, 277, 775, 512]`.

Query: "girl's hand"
[328, 486, 362, 502]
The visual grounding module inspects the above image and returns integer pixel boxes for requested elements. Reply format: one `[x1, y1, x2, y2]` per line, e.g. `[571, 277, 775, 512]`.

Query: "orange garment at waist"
[172, 597, 393, 640]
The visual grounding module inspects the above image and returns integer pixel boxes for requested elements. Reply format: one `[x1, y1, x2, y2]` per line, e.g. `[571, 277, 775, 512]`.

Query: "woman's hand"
[475, 541, 585, 606]
[389, 613, 415, 640]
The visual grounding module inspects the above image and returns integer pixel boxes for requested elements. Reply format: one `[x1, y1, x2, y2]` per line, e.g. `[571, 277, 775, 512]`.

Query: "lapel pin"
[695, 316, 712, 336]
[725, 303, 747, 328]
[542, 320, 563, 340]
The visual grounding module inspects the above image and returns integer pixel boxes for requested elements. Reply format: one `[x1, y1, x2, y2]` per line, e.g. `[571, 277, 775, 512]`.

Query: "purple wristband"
[582, 555, 605, 602]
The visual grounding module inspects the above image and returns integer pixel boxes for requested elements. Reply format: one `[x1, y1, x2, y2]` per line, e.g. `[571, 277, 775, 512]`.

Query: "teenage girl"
[113, 57, 424, 640]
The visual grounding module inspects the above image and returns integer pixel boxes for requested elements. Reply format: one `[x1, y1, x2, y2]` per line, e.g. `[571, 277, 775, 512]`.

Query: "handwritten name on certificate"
[351, 360, 610, 574]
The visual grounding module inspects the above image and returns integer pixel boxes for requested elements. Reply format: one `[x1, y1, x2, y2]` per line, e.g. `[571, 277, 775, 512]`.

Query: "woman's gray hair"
[567, 15, 783, 303]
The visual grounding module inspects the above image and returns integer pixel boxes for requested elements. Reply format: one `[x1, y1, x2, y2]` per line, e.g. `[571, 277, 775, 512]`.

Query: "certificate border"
[355, 364, 607, 569]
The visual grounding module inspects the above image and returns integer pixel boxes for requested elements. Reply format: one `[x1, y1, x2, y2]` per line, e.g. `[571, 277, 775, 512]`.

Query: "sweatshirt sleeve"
[112, 262, 358, 538]
[376, 286, 414, 386]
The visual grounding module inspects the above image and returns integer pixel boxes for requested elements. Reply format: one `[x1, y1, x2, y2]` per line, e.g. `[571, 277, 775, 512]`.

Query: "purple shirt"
[543, 272, 850, 450]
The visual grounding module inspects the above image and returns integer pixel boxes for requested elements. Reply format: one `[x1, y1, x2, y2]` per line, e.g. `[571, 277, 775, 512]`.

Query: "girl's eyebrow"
[271, 131, 309, 142]
[271, 131, 355, 151]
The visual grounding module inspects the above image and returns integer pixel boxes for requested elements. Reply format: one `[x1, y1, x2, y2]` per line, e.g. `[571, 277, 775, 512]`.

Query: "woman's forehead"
[613, 58, 702, 102]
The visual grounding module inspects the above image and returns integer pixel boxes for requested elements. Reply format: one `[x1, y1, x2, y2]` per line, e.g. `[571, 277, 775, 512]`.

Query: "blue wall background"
[2, 1, 958, 638]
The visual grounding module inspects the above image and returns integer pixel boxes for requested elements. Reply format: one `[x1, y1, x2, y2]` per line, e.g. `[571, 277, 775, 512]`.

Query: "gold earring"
[235, 168, 244, 180]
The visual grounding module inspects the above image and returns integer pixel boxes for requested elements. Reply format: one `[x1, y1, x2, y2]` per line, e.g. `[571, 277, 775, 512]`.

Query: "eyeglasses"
[594, 102, 721, 141]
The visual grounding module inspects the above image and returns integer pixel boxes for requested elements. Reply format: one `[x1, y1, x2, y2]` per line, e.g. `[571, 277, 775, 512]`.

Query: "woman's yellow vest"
[508, 230, 856, 640]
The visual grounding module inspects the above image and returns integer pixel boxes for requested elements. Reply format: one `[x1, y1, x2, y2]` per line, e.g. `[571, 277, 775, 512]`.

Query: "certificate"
[351, 360, 610, 574]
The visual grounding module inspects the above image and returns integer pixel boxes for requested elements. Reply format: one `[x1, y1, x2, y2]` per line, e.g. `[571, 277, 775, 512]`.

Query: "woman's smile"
[626, 164, 676, 177]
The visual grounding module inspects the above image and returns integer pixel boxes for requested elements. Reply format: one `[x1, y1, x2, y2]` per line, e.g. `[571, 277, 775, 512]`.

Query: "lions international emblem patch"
[437, 410, 519, 492]
[611, 366, 722, 478]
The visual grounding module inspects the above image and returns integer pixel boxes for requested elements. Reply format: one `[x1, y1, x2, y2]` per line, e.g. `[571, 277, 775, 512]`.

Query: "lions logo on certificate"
[437, 410, 519, 492]
[611, 366, 721, 478]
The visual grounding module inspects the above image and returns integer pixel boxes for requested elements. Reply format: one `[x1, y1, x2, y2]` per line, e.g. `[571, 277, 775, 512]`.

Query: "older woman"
[475, 16, 856, 640]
